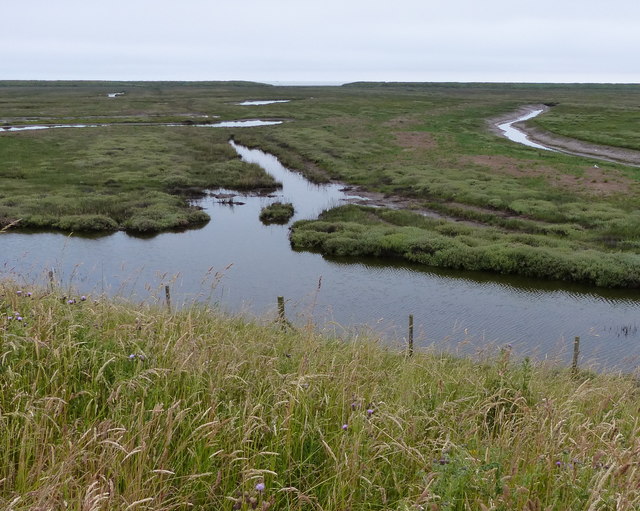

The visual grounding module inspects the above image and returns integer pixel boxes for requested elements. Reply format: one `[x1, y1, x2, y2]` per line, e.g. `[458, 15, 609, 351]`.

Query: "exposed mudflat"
[490, 105, 640, 167]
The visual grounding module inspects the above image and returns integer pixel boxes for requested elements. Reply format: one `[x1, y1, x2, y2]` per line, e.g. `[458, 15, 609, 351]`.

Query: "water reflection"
[497, 108, 555, 151]
[237, 100, 290, 106]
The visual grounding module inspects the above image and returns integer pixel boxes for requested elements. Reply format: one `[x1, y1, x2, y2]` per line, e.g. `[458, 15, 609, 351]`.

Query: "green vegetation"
[1, 81, 639, 284]
[0, 125, 277, 233]
[2, 280, 640, 509]
[259, 201, 294, 224]
[532, 103, 640, 151]
[291, 205, 640, 288]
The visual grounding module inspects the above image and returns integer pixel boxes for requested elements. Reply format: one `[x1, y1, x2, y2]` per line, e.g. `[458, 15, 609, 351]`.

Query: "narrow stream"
[2, 140, 640, 371]
[496, 108, 555, 151]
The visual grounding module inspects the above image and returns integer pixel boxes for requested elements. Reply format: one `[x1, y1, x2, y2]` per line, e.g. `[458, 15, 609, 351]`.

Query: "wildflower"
[129, 354, 136, 360]
[555, 461, 563, 467]
[16, 316, 23, 321]
[255, 482, 265, 492]
[7, 316, 12, 320]
[80, 296, 87, 301]
[67, 299, 75, 304]
[27, 292, 32, 297]
[367, 408, 374, 416]
[16, 290, 22, 295]
[342, 424, 348, 430]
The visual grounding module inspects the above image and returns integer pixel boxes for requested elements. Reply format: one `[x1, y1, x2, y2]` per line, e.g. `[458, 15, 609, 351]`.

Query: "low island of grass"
[2, 280, 640, 509]
[259, 201, 295, 224]
[290, 204, 640, 288]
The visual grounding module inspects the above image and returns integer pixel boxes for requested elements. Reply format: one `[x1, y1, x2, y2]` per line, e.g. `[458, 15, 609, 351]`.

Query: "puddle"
[237, 100, 290, 106]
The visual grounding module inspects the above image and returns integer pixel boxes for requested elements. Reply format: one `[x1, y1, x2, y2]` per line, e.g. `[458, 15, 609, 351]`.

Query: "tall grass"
[2, 280, 640, 509]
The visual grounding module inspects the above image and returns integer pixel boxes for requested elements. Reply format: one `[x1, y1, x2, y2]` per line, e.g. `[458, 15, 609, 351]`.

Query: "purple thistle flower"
[255, 482, 265, 492]
[129, 354, 136, 360]
[27, 292, 32, 297]
[7, 316, 12, 320]
[16, 316, 23, 321]
[67, 299, 75, 304]
[16, 290, 22, 295]
[80, 296, 87, 301]
[342, 424, 348, 430]
[367, 408, 374, 416]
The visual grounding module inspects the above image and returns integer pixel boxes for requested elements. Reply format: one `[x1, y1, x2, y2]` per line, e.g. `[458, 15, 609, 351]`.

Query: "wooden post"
[48, 269, 55, 292]
[408, 314, 414, 357]
[571, 336, 580, 374]
[277, 296, 286, 324]
[165, 285, 172, 312]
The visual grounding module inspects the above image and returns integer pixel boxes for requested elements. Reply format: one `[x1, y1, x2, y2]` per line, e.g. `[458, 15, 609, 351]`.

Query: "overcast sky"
[3, 0, 639, 83]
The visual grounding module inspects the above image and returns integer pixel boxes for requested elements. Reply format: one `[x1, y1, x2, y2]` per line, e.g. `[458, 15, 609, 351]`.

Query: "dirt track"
[490, 105, 640, 168]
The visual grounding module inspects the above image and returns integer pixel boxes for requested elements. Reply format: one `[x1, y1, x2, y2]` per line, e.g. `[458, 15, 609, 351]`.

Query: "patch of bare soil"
[339, 187, 483, 226]
[394, 131, 437, 150]
[383, 115, 422, 129]
[465, 154, 635, 196]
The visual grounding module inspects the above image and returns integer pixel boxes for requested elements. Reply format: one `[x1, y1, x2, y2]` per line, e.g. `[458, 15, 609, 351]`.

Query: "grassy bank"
[0, 126, 277, 233]
[531, 102, 640, 151]
[290, 205, 640, 288]
[2, 281, 640, 509]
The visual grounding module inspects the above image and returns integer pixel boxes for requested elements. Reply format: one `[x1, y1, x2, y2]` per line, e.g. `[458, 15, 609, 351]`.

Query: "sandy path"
[490, 105, 640, 168]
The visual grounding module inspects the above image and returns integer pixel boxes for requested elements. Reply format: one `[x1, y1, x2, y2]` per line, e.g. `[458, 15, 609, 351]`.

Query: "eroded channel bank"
[492, 105, 640, 167]
[2, 139, 640, 370]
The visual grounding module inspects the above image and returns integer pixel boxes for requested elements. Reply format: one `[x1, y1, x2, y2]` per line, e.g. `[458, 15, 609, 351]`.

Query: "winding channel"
[495, 105, 640, 167]
[2, 120, 640, 370]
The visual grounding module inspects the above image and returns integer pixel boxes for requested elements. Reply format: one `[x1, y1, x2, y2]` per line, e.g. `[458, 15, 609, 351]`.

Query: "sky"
[2, 0, 640, 83]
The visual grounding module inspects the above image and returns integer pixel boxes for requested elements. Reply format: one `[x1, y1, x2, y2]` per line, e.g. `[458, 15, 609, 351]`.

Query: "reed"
[2, 280, 640, 509]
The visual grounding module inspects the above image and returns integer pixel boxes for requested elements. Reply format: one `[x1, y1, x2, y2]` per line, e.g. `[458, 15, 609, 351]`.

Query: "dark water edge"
[2, 141, 640, 372]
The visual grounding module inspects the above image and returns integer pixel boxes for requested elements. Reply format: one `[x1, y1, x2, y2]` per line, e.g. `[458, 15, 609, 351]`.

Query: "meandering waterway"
[2, 134, 639, 370]
[494, 105, 640, 167]
[496, 107, 555, 151]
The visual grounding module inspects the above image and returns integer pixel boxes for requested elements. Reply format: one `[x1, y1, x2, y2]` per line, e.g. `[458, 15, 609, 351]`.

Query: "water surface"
[237, 100, 290, 106]
[497, 108, 555, 151]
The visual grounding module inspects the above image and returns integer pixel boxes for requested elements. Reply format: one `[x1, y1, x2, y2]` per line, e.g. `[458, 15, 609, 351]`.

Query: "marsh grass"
[2, 280, 640, 509]
[0, 125, 276, 233]
[259, 202, 295, 225]
[290, 205, 640, 288]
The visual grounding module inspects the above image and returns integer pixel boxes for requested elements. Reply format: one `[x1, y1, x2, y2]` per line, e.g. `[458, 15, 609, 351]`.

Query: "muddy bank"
[490, 105, 640, 167]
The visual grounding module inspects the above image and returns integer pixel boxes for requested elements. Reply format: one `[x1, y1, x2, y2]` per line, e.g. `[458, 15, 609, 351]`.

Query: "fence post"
[408, 314, 414, 357]
[165, 285, 172, 312]
[48, 269, 55, 292]
[571, 336, 580, 374]
[277, 296, 286, 324]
